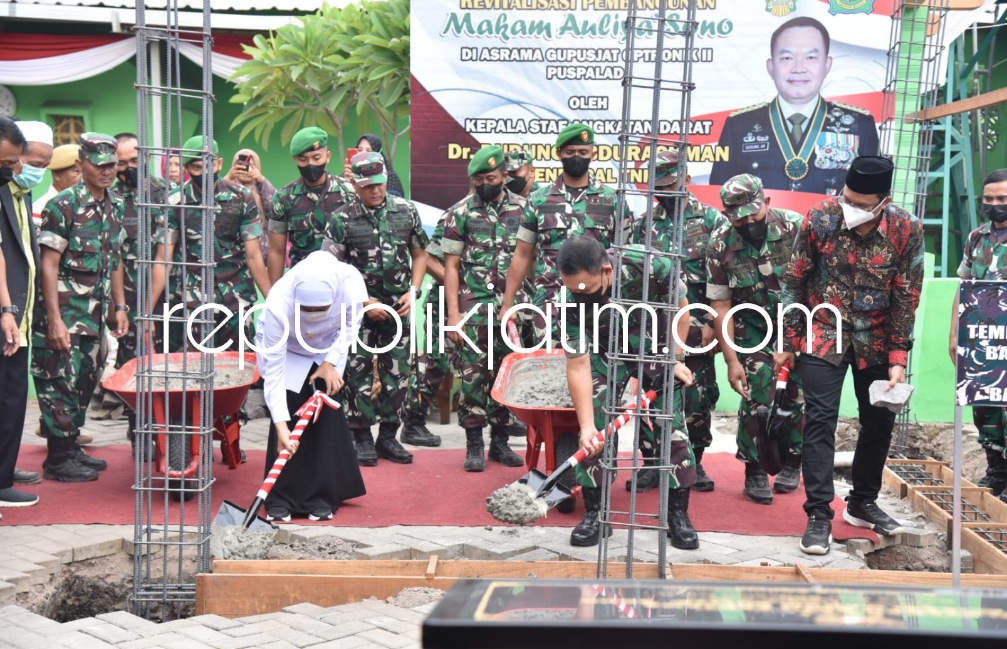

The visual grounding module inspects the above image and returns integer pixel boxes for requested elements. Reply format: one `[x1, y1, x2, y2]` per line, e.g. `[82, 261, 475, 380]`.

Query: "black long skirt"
[264, 370, 366, 516]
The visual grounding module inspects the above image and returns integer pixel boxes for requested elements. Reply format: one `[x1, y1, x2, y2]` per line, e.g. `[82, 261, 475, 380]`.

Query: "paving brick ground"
[2, 398, 941, 648]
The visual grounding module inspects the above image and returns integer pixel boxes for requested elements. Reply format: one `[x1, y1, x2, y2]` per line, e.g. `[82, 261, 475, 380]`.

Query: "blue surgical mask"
[13, 163, 45, 189]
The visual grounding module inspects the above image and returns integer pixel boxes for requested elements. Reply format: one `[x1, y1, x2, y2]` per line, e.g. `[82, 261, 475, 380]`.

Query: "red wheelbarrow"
[103, 352, 259, 484]
[491, 349, 582, 514]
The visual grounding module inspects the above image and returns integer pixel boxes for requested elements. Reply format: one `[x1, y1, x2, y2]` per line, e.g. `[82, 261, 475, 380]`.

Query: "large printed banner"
[410, 0, 990, 213]
[955, 281, 1007, 408]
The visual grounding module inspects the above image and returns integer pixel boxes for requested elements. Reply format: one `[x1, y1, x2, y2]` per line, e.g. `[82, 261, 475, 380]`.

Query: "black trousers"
[0, 347, 29, 490]
[800, 348, 896, 519]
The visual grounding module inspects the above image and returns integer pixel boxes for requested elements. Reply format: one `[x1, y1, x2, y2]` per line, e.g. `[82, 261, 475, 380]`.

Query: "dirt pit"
[266, 536, 356, 561]
[18, 553, 193, 623]
[865, 540, 951, 572]
[505, 357, 573, 408]
[386, 587, 446, 608]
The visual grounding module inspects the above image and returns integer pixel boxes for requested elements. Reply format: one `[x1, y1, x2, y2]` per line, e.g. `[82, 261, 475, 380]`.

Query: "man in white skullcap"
[255, 250, 368, 522]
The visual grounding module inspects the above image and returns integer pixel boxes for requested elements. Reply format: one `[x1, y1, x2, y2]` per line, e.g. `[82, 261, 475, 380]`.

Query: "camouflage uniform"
[957, 222, 1007, 455]
[631, 193, 726, 451]
[707, 204, 806, 464]
[324, 192, 429, 430]
[112, 175, 173, 365]
[31, 182, 125, 439]
[442, 188, 528, 430]
[402, 215, 453, 426]
[564, 245, 696, 490]
[517, 176, 630, 344]
[161, 177, 262, 349]
[268, 173, 355, 268]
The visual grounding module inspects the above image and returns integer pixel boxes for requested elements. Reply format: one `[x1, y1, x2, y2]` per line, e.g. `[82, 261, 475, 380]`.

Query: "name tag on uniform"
[742, 142, 770, 153]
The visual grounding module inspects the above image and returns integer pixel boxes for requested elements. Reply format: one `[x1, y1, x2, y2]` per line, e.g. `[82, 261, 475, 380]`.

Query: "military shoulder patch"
[729, 102, 769, 118]
[830, 101, 872, 116]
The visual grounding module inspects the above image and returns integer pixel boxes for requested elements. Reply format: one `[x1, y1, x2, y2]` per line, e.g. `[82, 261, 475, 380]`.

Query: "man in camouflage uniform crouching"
[324, 152, 428, 466]
[560, 236, 698, 550]
[707, 174, 805, 504]
[442, 146, 526, 472]
[32, 133, 129, 482]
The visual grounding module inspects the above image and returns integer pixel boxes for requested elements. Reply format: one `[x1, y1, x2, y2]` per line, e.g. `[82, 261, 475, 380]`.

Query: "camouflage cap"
[351, 151, 387, 187]
[720, 174, 765, 221]
[290, 126, 328, 157]
[504, 148, 534, 172]
[468, 145, 505, 177]
[653, 148, 685, 187]
[181, 135, 219, 166]
[78, 132, 118, 166]
[555, 122, 594, 149]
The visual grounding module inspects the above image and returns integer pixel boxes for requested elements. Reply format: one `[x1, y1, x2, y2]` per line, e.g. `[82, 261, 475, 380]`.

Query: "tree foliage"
[229, 0, 410, 159]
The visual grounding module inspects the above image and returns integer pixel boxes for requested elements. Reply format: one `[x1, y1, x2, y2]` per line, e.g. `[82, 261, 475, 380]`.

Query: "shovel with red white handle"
[213, 386, 341, 531]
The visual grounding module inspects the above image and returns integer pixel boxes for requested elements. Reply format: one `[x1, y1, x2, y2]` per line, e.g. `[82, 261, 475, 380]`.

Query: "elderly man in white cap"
[255, 250, 368, 522]
[12, 122, 54, 233]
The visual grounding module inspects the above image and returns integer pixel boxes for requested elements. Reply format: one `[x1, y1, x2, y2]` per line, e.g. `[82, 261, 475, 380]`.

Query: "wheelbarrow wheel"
[166, 426, 194, 502]
[554, 432, 580, 515]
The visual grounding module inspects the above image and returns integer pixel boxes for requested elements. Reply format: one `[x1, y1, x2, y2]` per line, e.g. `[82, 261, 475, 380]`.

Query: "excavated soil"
[835, 418, 986, 483]
[865, 539, 951, 572]
[266, 536, 356, 561]
[386, 588, 446, 608]
[505, 357, 573, 408]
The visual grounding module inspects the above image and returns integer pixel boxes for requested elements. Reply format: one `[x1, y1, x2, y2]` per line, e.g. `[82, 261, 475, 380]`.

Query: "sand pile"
[505, 357, 573, 408]
[486, 483, 549, 525]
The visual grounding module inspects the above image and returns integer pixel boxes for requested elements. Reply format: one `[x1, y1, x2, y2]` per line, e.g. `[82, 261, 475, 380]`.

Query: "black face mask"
[561, 156, 591, 178]
[475, 182, 502, 203]
[189, 172, 218, 193]
[984, 203, 1007, 224]
[0, 166, 13, 184]
[736, 218, 768, 249]
[298, 163, 326, 184]
[506, 175, 528, 195]
[657, 196, 679, 215]
[573, 277, 610, 306]
[118, 167, 138, 188]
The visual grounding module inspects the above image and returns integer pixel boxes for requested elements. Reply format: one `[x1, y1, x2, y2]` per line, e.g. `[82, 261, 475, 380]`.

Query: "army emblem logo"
[828, 0, 875, 15]
[765, 0, 796, 17]
[580, 130, 589, 142]
[488, 157, 496, 168]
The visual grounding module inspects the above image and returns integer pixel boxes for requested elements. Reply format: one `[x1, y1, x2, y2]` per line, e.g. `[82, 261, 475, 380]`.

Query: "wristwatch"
[115, 305, 130, 313]
[0, 305, 17, 316]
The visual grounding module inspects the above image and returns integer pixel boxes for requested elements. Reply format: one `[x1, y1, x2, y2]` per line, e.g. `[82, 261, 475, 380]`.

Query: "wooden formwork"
[195, 559, 1007, 618]
[882, 459, 980, 498]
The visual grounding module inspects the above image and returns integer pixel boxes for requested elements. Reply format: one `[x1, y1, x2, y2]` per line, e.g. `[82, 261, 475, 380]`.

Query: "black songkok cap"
[845, 156, 894, 195]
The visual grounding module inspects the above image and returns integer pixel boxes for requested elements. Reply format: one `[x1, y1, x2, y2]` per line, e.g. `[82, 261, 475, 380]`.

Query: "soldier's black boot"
[743, 462, 773, 504]
[43, 437, 98, 483]
[625, 447, 659, 492]
[400, 410, 442, 447]
[978, 448, 1007, 496]
[464, 428, 486, 472]
[773, 455, 802, 494]
[692, 447, 715, 492]
[488, 427, 524, 467]
[353, 429, 378, 467]
[570, 487, 612, 547]
[375, 423, 413, 464]
[667, 488, 699, 550]
[71, 437, 107, 471]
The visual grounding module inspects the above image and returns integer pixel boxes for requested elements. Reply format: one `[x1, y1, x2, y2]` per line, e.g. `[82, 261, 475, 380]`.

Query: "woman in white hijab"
[255, 251, 368, 521]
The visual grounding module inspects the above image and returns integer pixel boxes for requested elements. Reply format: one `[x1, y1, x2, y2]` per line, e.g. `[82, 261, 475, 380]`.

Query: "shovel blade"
[214, 500, 275, 533]
[517, 469, 574, 511]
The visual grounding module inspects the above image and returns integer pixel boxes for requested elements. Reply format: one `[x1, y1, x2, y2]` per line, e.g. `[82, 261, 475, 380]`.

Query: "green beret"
[181, 135, 219, 166]
[290, 126, 329, 157]
[555, 122, 594, 149]
[468, 145, 505, 177]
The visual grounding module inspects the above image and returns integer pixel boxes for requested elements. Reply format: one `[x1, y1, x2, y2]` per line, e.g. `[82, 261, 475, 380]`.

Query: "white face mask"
[840, 200, 882, 229]
[299, 308, 331, 324]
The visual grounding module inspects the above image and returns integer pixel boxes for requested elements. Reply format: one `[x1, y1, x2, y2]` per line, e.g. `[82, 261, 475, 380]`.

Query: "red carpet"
[3, 446, 876, 542]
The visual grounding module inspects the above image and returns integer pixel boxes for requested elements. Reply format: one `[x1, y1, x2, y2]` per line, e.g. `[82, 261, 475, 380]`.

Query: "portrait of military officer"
[709, 16, 879, 196]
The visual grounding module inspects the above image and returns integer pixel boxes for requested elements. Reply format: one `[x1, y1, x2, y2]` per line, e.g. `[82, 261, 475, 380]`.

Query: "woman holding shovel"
[255, 251, 368, 522]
